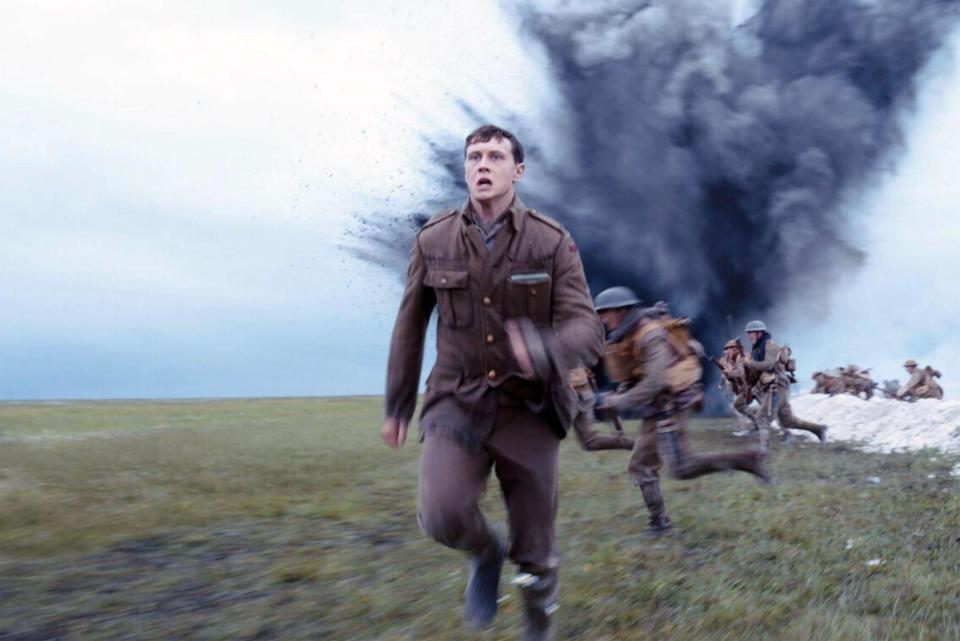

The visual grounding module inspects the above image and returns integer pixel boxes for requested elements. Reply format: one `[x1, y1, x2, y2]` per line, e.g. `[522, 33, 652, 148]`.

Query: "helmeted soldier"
[811, 370, 845, 395]
[714, 338, 759, 429]
[742, 320, 827, 447]
[595, 288, 768, 537]
[897, 360, 944, 401]
[841, 364, 877, 400]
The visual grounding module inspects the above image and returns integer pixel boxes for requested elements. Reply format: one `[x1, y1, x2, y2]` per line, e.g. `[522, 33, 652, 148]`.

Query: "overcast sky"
[1, 1, 957, 400]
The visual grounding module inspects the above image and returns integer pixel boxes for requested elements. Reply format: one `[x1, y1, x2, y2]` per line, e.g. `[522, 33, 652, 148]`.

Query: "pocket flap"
[424, 270, 469, 289]
[510, 272, 551, 285]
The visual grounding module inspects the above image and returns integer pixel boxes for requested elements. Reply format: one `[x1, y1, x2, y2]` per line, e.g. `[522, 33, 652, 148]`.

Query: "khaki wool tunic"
[385, 196, 604, 447]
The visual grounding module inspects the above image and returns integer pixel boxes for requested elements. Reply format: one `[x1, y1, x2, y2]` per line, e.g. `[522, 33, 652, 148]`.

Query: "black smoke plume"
[356, 0, 959, 411]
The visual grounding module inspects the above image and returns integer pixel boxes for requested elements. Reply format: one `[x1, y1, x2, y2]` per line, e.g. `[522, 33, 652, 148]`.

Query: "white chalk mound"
[789, 393, 960, 454]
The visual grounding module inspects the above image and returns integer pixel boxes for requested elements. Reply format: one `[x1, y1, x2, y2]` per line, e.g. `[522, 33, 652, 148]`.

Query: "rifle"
[596, 406, 625, 434]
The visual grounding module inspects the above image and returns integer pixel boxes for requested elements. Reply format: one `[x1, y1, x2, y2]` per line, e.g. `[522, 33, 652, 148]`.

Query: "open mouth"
[477, 178, 492, 187]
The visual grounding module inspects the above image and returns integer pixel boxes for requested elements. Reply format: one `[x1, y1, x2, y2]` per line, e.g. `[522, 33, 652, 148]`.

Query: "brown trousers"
[417, 403, 560, 574]
[758, 386, 822, 435]
[627, 410, 759, 486]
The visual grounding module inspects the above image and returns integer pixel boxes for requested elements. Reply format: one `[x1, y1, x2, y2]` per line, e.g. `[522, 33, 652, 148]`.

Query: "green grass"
[1, 397, 959, 640]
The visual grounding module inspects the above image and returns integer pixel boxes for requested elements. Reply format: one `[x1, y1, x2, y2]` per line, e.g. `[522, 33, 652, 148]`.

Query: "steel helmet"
[744, 320, 767, 333]
[904, 359, 918, 368]
[593, 286, 641, 312]
[723, 339, 741, 350]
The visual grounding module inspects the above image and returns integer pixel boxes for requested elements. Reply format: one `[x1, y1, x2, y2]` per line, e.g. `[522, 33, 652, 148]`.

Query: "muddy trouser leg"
[487, 405, 561, 641]
[755, 388, 778, 450]
[572, 407, 634, 451]
[777, 394, 825, 439]
[418, 431, 498, 556]
[627, 417, 668, 527]
[733, 395, 760, 431]
[657, 411, 764, 480]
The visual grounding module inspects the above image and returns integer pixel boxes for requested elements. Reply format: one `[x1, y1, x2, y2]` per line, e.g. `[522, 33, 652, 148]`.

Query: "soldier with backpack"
[594, 287, 768, 538]
[743, 320, 827, 447]
[897, 360, 944, 400]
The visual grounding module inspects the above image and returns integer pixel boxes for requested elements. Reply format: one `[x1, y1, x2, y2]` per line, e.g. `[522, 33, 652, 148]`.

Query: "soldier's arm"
[548, 232, 604, 369]
[384, 237, 436, 425]
[897, 371, 922, 397]
[606, 329, 670, 411]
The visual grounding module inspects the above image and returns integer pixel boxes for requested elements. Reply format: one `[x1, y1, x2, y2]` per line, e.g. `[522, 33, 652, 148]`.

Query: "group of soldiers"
[379, 124, 937, 641]
[711, 327, 827, 448]
[568, 287, 771, 538]
[811, 361, 944, 401]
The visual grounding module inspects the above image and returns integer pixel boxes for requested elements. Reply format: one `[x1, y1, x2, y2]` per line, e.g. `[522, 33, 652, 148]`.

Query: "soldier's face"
[747, 330, 763, 345]
[464, 137, 524, 203]
[906, 365, 916, 373]
[599, 308, 626, 332]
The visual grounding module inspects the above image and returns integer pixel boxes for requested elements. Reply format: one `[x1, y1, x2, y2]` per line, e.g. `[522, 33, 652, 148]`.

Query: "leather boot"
[812, 423, 828, 445]
[673, 450, 769, 483]
[463, 533, 507, 630]
[639, 481, 672, 538]
[792, 421, 827, 445]
[513, 569, 558, 641]
[732, 449, 771, 483]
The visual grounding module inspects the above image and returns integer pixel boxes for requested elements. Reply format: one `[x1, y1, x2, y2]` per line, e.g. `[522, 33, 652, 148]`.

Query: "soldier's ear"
[513, 163, 525, 182]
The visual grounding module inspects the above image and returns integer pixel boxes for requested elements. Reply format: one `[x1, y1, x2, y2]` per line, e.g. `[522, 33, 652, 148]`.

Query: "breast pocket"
[507, 271, 552, 324]
[424, 270, 473, 328]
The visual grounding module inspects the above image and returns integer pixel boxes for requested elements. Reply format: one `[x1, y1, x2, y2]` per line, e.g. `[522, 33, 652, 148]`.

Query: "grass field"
[1, 397, 959, 641]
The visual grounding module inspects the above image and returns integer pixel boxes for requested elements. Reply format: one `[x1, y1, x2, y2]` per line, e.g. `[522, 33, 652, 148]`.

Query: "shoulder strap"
[417, 208, 458, 234]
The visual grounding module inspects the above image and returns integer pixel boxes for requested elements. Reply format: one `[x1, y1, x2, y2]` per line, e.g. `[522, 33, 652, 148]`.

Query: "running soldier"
[714, 338, 759, 429]
[382, 125, 604, 641]
[595, 287, 768, 537]
[742, 320, 827, 447]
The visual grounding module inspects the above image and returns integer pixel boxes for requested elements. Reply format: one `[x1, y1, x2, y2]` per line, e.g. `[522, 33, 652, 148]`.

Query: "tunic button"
[488, 369, 496, 379]
[486, 334, 494, 344]
[440, 277, 447, 285]
[530, 289, 537, 296]
[483, 296, 492, 306]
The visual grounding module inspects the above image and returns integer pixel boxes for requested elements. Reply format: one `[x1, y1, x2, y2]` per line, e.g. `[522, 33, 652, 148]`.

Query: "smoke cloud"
[356, 0, 959, 409]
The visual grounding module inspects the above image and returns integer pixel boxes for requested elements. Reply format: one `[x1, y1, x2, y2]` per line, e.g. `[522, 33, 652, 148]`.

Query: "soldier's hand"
[596, 392, 615, 411]
[505, 319, 535, 378]
[381, 417, 409, 449]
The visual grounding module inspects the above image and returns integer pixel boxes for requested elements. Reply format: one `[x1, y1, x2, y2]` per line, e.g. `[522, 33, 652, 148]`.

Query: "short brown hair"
[464, 124, 524, 164]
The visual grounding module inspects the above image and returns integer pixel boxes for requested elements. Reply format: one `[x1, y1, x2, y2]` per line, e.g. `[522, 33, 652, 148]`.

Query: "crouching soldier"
[897, 360, 944, 400]
[594, 287, 768, 537]
[743, 320, 827, 447]
[811, 370, 845, 396]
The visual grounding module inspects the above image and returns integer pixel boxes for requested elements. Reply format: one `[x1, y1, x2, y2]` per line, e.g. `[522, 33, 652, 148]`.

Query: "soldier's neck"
[470, 190, 515, 227]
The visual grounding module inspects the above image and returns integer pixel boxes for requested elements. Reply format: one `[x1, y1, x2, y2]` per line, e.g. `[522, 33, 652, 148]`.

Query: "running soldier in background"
[714, 338, 759, 429]
[568, 365, 635, 451]
[596, 287, 768, 538]
[743, 320, 827, 448]
[897, 360, 944, 400]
